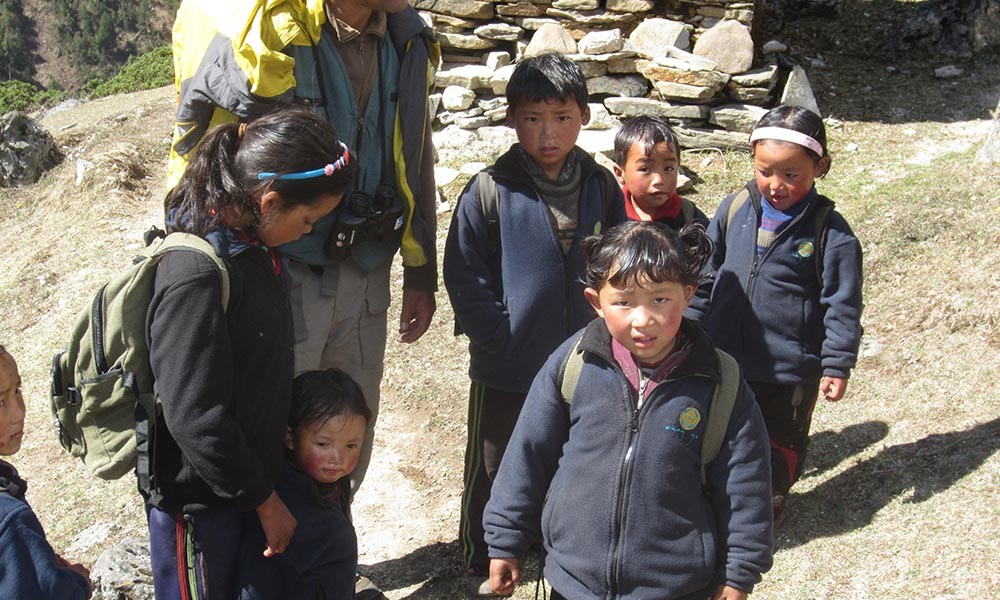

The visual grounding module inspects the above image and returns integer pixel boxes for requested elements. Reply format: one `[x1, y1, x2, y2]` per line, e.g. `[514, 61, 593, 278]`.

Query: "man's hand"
[256, 491, 297, 557]
[399, 288, 435, 343]
[820, 376, 848, 401]
[710, 584, 748, 600]
[489, 557, 521, 596]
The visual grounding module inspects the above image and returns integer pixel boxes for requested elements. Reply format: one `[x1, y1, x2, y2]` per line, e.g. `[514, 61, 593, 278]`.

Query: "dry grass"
[1, 2, 1000, 597]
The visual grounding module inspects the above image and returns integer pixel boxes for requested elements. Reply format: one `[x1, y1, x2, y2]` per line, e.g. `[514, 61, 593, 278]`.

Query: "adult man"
[169, 0, 440, 499]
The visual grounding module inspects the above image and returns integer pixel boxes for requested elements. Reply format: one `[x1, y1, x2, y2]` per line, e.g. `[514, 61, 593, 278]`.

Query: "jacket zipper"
[609, 380, 642, 598]
[745, 204, 810, 300]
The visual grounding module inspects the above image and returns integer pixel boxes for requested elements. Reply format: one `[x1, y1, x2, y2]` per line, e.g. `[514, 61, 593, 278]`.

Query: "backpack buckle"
[66, 386, 81, 407]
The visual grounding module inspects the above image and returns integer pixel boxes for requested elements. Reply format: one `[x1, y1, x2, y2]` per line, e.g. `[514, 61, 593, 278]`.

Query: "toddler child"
[444, 52, 626, 594]
[237, 368, 371, 599]
[612, 115, 708, 229]
[0, 344, 92, 599]
[484, 221, 773, 600]
[687, 105, 864, 527]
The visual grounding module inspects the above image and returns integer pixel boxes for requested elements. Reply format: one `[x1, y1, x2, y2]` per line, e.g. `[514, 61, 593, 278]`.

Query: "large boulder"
[884, 0, 1000, 56]
[0, 111, 61, 187]
[91, 537, 154, 600]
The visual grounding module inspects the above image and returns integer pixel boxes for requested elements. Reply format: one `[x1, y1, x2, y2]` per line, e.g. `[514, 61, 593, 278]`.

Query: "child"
[484, 221, 773, 600]
[443, 52, 627, 593]
[612, 115, 708, 229]
[0, 344, 92, 599]
[236, 368, 371, 600]
[687, 105, 864, 528]
[146, 106, 354, 600]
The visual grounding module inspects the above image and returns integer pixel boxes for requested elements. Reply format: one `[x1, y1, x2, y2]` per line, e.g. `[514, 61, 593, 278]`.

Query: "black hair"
[752, 105, 830, 170]
[613, 116, 681, 167]
[165, 106, 355, 236]
[506, 53, 588, 114]
[289, 369, 371, 439]
[582, 220, 711, 290]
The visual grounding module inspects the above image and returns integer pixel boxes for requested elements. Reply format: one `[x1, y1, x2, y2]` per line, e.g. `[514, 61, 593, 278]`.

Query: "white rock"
[490, 64, 517, 95]
[460, 161, 489, 175]
[436, 64, 496, 90]
[692, 19, 754, 75]
[485, 51, 511, 70]
[524, 22, 578, 56]
[442, 85, 477, 111]
[934, 64, 963, 78]
[780, 65, 821, 117]
[578, 29, 624, 55]
[763, 39, 787, 54]
[626, 18, 690, 58]
[583, 102, 619, 130]
[435, 166, 462, 187]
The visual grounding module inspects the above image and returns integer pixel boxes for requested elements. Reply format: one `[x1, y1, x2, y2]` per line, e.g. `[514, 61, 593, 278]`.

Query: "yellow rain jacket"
[170, 0, 440, 286]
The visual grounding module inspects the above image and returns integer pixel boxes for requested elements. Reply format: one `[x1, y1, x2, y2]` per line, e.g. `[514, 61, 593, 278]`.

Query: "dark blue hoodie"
[687, 181, 864, 384]
[484, 320, 773, 599]
[0, 461, 90, 599]
[444, 145, 626, 393]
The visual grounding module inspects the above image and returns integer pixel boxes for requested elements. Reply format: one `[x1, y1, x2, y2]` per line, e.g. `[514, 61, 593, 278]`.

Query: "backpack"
[50, 230, 230, 481]
[720, 184, 835, 282]
[558, 334, 741, 486]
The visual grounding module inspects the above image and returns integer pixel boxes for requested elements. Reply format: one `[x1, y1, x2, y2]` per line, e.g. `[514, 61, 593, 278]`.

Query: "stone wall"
[422, 0, 812, 155]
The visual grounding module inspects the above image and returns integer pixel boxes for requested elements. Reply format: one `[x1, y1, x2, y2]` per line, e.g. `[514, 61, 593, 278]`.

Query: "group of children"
[444, 53, 862, 599]
[0, 51, 862, 600]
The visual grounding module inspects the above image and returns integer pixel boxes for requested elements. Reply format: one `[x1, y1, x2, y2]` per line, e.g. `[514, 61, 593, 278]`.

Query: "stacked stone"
[423, 0, 806, 152]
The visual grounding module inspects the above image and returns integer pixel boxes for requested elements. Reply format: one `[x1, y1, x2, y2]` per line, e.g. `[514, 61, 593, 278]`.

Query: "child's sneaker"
[467, 566, 498, 597]
[772, 494, 786, 530]
[356, 574, 388, 600]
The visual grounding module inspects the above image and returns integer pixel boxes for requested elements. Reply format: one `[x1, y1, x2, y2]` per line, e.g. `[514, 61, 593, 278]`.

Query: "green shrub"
[0, 79, 39, 114]
[84, 45, 173, 99]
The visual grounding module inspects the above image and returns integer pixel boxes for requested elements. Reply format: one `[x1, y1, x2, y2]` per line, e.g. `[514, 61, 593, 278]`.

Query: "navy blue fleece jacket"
[0, 461, 90, 600]
[484, 319, 773, 599]
[443, 145, 626, 393]
[687, 182, 864, 384]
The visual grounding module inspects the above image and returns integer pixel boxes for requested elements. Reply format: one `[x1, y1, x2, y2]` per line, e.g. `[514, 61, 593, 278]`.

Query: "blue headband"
[257, 142, 351, 180]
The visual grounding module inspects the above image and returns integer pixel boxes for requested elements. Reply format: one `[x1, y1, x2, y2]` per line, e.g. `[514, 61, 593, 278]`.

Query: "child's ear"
[284, 427, 294, 452]
[259, 190, 283, 217]
[584, 287, 604, 317]
[505, 107, 513, 127]
[816, 155, 831, 178]
[581, 105, 591, 126]
[612, 163, 626, 187]
[683, 284, 696, 305]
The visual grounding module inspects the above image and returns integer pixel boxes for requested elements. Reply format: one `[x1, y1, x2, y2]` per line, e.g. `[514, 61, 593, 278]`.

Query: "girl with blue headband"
[150, 106, 354, 600]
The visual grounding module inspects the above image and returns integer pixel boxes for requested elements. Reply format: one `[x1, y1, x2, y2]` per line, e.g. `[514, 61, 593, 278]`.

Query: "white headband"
[749, 126, 824, 156]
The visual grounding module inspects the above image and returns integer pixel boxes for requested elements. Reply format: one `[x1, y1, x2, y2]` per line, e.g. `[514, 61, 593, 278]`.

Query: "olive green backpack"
[50, 230, 229, 481]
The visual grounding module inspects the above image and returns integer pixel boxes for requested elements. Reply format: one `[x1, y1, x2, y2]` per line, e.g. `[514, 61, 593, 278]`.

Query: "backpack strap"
[721, 188, 751, 234]
[700, 349, 740, 487]
[811, 197, 835, 284]
[476, 170, 500, 257]
[152, 233, 231, 310]
[558, 332, 586, 404]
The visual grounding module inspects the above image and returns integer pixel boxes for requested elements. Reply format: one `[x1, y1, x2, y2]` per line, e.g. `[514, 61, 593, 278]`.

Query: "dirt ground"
[2, 1, 1000, 598]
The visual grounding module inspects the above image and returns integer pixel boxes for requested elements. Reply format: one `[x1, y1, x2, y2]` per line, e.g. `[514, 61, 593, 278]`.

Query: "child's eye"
[612, 300, 631, 307]
[347, 442, 359, 450]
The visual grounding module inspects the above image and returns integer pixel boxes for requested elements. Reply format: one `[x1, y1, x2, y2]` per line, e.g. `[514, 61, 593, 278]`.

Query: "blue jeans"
[148, 505, 242, 600]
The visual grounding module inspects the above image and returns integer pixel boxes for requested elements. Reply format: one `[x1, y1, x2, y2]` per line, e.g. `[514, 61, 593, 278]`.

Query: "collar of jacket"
[576, 317, 724, 384]
[0, 459, 27, 499]
[489, 144, 604, 188]
[746, 178, 820, 221]
[386, 5, 438, 52]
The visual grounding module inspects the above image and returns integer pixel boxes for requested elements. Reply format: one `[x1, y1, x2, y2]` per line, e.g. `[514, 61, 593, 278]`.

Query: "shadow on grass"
[801, 420, 891, 481]
[779, 416, 1000, 549]
[362, 540, 544, 599]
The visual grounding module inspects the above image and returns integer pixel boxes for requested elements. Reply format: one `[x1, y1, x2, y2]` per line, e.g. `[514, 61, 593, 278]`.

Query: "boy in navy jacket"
[0, 344, 91, 599]
[443, 52, 626, 591]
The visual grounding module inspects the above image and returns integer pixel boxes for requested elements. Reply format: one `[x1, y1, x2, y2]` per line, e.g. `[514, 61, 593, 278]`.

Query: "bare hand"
[710, 584, 748, 600]
[489, 557, 521, 596]
[56, 555, 92, 597]
[820, 376, 848, 402]
[398, 288, 435, 343]
[256, 491, 297, 557]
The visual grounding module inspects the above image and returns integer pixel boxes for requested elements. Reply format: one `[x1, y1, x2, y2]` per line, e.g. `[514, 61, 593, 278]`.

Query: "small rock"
[762, 39, 787, 54]
[934, 64, 963, 78]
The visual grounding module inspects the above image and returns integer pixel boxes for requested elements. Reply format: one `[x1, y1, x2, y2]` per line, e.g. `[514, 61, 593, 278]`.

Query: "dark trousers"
[459, 381, 527, 571]
[148, 505, 242, 600]
[748, 380, 822, 496]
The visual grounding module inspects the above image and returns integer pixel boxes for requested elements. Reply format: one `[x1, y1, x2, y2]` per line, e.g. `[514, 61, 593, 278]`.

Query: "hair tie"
[749, 126, 824, 156]
[238, 122, 248, 139]
[256, 141, 351, 181]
